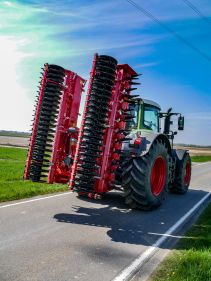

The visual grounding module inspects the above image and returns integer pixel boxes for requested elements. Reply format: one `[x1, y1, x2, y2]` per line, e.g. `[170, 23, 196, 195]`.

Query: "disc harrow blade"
[72, 55, 117, 193]
[26, 63, 67, 182]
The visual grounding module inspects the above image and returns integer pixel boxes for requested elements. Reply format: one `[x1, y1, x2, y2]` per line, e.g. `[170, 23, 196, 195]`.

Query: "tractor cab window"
[127, 103, 139, 129]
[143, 105, 159, 132]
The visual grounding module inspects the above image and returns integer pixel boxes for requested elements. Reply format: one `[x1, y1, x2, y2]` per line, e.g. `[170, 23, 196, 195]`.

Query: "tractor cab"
[128, 97, 185, 146]
[128, 98, 161, 133]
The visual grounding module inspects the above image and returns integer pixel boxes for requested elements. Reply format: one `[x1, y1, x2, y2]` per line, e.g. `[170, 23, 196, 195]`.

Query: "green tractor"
[119, 98, 191, 210]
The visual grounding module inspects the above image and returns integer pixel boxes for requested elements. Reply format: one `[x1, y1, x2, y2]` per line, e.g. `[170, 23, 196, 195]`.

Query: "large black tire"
[171, 153, 191, 194]
[122, 140, 169, 210]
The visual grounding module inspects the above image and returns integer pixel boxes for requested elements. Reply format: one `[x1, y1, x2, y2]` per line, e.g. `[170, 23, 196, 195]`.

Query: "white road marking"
[147, 232, 188, 239]
[193, 162, 211, 166]
[112, 191, 211, 281]
[0, 192, 73, 209]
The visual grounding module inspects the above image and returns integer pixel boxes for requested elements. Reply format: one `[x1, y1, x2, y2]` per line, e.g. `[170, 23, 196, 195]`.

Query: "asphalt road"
[0, 162, 210, 281]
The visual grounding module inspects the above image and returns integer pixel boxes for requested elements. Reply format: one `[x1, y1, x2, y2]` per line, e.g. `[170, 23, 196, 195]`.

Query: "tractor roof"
[142, 99, 161, 110]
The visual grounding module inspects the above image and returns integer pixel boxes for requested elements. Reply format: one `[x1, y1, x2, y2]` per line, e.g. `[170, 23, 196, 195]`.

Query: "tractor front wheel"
[122, 140, 169, 210]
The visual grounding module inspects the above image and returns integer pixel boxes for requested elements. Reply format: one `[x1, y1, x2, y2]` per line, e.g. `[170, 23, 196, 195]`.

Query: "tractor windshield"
[143, 105, 159, 132]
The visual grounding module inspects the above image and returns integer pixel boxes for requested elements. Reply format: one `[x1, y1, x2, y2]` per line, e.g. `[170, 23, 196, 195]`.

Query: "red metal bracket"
[94, 64, 138, 193]
[48, 71, 85, 183]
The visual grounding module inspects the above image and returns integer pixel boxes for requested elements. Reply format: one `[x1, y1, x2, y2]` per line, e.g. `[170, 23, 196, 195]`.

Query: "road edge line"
[112, 191, 211, 281]
[0, 191, 73, 209]
[193, 162, 210, 166]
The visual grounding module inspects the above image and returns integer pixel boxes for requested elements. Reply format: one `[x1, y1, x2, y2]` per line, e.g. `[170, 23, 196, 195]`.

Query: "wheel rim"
[150, 156, 166, 196]
[184, 161, 191, 186]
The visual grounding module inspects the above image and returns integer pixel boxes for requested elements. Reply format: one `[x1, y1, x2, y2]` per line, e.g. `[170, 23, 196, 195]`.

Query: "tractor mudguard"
[138, 132, 172, 156]
[122, 131, 171, 156]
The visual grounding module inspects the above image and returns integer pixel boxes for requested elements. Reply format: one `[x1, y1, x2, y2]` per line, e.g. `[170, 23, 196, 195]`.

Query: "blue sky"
[0, 0, 211, 145]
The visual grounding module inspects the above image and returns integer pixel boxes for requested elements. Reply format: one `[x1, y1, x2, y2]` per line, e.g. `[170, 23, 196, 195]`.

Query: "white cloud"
[3, 1, 14, 7]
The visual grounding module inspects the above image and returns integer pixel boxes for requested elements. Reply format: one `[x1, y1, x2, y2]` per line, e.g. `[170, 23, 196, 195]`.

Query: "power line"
[182, 0, 211, 27]
[126, 0, 211, 63]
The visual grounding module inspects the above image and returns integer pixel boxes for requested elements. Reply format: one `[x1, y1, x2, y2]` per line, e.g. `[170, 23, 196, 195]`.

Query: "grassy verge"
[191, 155, 211, 162]
[149, 203, 211, 281]
[0, 147, 67, 202]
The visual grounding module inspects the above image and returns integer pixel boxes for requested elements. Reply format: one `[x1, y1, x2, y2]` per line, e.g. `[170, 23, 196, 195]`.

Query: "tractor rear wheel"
[171, 153, 191, 194]
[122, 140, 169, 210]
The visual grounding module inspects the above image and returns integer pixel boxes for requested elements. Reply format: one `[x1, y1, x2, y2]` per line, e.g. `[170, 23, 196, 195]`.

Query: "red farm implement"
[69, 55, 140, 198]
[24, 64, 85, 184]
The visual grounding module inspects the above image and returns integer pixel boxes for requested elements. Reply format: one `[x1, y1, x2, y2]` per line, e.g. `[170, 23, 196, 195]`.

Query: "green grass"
[0, 147, 67, 202]
[191, 155, 211, 162]
[150, 203, 211, 281]
[0, 147, 27, 160]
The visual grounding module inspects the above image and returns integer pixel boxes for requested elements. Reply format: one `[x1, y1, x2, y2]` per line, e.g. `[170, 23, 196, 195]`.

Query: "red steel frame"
[24, 64, 85, 183]
[48, 71, 85, 183]
[94, 64, 137, 194]
[25, 56, 138, 196]
[69, 55, 138, 196]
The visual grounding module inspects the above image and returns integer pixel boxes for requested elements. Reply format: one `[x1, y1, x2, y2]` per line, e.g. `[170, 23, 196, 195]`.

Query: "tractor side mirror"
[178, 116, 184, 130]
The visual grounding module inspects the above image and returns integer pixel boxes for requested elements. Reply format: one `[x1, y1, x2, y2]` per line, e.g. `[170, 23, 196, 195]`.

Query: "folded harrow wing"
[24, 64, 85, 183]
[69, 54, 140, 198]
